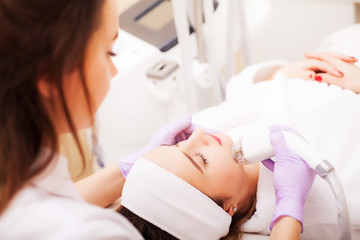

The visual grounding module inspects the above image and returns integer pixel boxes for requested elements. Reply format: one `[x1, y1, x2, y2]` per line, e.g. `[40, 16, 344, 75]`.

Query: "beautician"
[0, 0, 204, 238]
[0, 0, 325, 239]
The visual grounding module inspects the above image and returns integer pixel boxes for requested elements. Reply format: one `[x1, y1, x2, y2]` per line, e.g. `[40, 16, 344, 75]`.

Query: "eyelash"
[196, 153, 208, 165]
[175, 144, 207, 165]
[108, 51, 117, 57]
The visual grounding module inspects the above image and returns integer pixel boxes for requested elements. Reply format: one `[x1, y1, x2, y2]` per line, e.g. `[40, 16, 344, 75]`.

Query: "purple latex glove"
[118, 115, 217, 178]
[262, 125, 315, 232]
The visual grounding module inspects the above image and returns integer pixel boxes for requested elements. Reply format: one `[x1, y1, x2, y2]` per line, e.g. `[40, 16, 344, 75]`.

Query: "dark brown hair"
[0, 0, 104, 214]
[118, 199, 256, 240]
[224, 198, 257, 240]
[118, 207, 179, 240]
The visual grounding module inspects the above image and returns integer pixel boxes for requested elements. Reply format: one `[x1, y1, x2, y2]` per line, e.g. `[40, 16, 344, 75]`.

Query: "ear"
[37, 76, 58, 98]
[223, 199, 238, 217]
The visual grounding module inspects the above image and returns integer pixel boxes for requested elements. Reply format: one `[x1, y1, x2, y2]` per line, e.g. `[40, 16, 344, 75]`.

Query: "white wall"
[248, 0, 355, 63]
[98, 0, 356, 165]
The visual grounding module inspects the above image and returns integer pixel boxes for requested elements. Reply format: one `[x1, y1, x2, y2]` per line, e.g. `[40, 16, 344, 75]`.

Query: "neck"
[245, 163, 260, 195]
[241, 163, 260, 212]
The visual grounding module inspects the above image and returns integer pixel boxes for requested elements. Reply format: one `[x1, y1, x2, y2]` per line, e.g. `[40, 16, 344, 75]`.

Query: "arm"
[262, 125, 316, 238]
[75, 162, 125, 207]
[270, 216, 301, 240]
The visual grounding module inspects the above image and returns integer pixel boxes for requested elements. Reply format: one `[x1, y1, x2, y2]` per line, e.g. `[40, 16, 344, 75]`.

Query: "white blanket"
[192, 61, 360, 239]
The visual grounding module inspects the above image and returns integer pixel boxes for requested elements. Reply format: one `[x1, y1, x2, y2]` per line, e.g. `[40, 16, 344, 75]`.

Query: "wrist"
[270, 216, 302, 240]
[75, 162, 125, 207]
[271, 197, 305, 232]
[118, 147, 148, 178]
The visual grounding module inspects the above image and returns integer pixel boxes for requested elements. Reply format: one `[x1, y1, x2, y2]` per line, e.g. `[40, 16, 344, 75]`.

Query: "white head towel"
[122, 158, 232, 240]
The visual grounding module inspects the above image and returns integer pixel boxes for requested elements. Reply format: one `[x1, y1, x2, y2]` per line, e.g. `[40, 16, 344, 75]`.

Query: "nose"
[186, 128, 209, 146]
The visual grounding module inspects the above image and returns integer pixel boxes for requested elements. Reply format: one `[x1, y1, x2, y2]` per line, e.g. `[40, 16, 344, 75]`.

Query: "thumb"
[165, 115, 192, 134]
[269, 125, 289, 153]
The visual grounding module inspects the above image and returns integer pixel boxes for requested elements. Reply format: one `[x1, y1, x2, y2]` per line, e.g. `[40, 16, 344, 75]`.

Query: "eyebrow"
[181, 151, 204, 174]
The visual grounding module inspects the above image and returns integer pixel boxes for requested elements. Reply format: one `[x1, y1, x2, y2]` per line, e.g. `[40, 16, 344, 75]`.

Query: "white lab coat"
[0, 150, 143, 240]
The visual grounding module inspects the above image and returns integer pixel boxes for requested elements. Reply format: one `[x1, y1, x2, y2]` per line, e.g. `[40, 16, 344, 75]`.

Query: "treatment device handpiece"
[231, 128, 351, 240]
[231, 138, 249, 165]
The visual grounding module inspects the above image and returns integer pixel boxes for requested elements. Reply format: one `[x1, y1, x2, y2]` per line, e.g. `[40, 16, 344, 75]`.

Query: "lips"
[210, 135, 222, 145]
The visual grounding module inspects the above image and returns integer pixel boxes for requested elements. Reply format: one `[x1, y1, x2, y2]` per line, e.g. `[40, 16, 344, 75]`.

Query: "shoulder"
[0, 196, 143, 240]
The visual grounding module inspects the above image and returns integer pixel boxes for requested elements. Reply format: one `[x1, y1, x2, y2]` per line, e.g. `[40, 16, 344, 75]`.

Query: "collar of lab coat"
[31, 148, 85, 202]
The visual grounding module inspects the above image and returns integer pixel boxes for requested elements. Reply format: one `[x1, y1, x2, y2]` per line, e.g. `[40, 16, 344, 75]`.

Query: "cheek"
[208, 165, 232, 189]
[211, 162, 244, 195]
[62, 71, 93, 129]
[85, 51, 112, 110]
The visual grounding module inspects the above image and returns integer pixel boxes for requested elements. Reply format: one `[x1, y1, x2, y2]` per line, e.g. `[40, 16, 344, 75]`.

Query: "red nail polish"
[338, 71, 344, 76]
[350, 57, 358, 61]
[315, 76, 322, 81]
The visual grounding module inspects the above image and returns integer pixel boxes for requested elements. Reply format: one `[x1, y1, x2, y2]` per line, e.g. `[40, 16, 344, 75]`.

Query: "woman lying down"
[119, 125, 310, 240]
[117, 51, 360, 239]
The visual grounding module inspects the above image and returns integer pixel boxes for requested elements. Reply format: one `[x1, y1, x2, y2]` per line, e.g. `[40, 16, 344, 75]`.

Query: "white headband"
[121, 158, 231, 240]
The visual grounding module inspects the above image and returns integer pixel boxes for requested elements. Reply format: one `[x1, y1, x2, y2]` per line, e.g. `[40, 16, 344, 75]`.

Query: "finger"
[175, 132, 187, 143]
[270, 124, 308, 149]
[271, 124, 308, 143]
[305, 51, 358, 63]
[302, 70, 316, 80]
[326, 51, 358, 63]
[305, 54, 346, 72]
[314, 73, 342, 87]
[166, 115, 192, 133]
[305, 59, 343, 77]
[310, 56, 346, 76]
[269, 126, 289, 153]
[261, 158, 275, 172]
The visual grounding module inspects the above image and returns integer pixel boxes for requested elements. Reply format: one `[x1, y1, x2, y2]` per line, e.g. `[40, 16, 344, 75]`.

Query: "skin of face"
[39, 0, 120, 134]
[144, 128, 255, 216]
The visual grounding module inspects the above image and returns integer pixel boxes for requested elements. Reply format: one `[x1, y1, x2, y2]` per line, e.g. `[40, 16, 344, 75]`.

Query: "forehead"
[101, 0, 119, 34]
[143, 146, 203, 181]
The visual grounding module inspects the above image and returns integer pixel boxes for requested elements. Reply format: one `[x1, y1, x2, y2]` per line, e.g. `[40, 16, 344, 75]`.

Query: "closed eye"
[196, 152, 208, 165]
[181, 150, 204, 174]
[175, 143, 205, 173]
[108, 51, 117, 57]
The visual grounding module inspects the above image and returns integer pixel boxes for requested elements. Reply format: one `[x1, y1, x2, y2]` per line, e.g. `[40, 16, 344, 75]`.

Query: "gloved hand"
[262, 125, 316, 232]
[118, 115, 217, 178]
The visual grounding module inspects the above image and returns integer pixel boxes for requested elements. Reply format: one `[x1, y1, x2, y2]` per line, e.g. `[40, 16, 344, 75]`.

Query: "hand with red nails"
[304, 51, 360, 93]
[118, 115, 218, 178]
[276, 59, 344, 81]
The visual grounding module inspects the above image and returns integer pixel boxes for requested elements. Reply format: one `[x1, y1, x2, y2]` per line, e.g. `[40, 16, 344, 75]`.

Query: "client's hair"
[117, 199, 256, 240]
[118, 206, 178, 240]
[225, 199, 257, 240]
